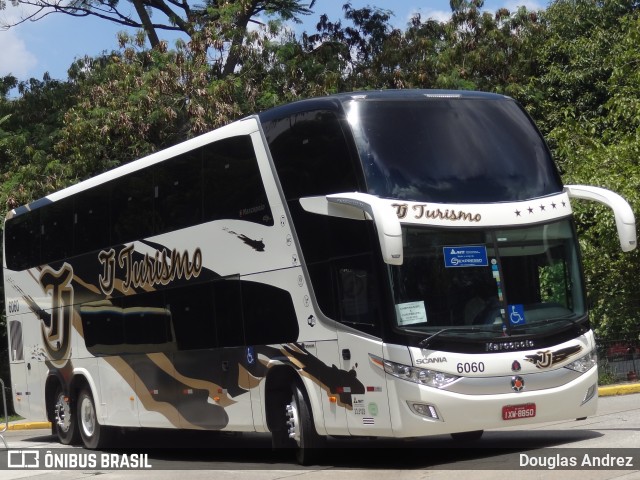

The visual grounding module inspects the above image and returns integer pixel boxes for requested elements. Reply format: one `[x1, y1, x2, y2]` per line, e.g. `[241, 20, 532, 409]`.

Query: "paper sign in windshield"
[443, 245, 488, 268]
[395, 301, 427, 326]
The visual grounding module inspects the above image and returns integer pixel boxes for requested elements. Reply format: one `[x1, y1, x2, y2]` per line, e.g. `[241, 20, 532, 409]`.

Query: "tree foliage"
[1, 0, 316, 76]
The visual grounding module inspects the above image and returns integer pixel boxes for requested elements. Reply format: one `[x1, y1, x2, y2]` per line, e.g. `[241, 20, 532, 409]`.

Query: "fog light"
[408, 402, 443, 421]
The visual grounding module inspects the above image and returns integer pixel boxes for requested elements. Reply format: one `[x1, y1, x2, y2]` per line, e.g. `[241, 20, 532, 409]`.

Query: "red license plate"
[502, 403, 536, 420]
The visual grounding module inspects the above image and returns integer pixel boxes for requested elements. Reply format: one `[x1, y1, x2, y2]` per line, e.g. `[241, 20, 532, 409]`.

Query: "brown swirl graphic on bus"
[103, 343, 365, 430]
[38, 264, 74, 364]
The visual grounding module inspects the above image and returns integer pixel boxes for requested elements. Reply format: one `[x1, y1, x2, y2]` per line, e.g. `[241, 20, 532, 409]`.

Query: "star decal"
[511, 198, 569, 219]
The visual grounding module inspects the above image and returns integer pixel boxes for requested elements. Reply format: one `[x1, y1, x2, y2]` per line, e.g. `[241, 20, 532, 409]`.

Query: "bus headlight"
[564, 350, 597, 373]
[369, 354, 459, 388]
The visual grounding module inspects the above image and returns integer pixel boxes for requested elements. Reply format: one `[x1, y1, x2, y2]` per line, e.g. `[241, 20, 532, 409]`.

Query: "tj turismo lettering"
[99, 245, 202, 295]
[392, 203, 481, 223]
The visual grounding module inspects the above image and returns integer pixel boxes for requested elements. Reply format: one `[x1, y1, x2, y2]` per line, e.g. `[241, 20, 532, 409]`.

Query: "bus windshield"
[390, 219, 586, 336]
[347, 96, 563, 203]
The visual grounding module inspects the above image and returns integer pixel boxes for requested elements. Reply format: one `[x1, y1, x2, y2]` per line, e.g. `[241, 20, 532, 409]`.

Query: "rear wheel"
[53, 388, 79, 445]
[77, 388, 111, 449]
[285, 385, 325, 465]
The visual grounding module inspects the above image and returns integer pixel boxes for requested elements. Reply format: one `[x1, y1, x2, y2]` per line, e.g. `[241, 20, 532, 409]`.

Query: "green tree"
[2, 0, 316, 76]
[0, 74, 76, 214]
[559, 15, 640, 340]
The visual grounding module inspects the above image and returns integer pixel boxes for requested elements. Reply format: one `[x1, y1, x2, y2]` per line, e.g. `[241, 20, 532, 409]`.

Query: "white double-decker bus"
[3, 90, 636, 464]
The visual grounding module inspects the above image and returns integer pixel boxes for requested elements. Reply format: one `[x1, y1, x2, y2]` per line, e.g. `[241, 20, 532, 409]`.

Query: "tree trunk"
[132, 0, 161, 48]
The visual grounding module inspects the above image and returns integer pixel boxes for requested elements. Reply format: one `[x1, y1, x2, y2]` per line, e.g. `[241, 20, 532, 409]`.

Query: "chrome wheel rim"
[80, 396, 96, 438]
[54, 393, 71, 432]
[285, 394, 301, 445]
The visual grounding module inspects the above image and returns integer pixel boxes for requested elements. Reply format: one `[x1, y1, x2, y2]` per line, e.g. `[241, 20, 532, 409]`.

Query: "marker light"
[369, 354, 459, 388]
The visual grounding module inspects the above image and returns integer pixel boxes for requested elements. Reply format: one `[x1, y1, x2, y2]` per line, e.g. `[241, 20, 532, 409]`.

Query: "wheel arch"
[45, 369, 101, 422]
[264, 365, 298, 433]
[263, 365, 326, 436]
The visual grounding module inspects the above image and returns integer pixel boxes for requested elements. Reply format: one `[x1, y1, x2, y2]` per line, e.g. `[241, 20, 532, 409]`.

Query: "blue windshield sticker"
[508, 304, 526, 325]
[443, 246, 488, 268]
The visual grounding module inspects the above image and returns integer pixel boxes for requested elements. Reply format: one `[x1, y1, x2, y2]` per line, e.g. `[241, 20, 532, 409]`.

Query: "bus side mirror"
[300, 192, 404, 265]
[565, 185, 637, 252]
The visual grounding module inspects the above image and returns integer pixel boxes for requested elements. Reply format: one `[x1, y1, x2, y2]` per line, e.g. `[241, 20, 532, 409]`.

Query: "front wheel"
[285, 385, 325, 465]
[77, 388, 111, 449]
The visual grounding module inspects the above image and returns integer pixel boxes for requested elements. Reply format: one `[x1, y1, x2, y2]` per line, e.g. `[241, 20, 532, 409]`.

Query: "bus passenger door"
[334, 263, 392, 437]
[10, 310, 46, 421]
[337, 330, 391, 437]
[6, 318, 31, 418]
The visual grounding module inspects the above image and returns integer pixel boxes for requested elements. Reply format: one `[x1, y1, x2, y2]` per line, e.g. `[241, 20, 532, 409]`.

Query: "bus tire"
[450, 430, 484, 442]
[285, 384, 325, 465]
[77, 388, 111, 449]
[53, 387, 79, 445]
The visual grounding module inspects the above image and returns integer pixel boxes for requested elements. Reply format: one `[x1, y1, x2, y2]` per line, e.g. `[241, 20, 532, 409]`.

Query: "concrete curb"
[597, 383, 640, 397]
[5, 421, 51, 431]
[2, 384, 638, 431]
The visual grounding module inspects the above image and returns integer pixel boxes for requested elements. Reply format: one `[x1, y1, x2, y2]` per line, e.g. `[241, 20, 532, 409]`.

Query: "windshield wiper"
[418, 327, 484, 349]
[509, 314, 587, 334]
[548, 315, 581, 326]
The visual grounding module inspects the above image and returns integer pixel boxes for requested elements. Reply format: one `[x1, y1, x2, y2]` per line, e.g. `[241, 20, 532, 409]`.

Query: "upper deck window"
[262, 109, 361, 200]
[347, 97, 563, 203]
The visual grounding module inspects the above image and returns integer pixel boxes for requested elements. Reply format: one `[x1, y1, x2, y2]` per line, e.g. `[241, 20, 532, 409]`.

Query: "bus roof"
[257, 89, 511, 122]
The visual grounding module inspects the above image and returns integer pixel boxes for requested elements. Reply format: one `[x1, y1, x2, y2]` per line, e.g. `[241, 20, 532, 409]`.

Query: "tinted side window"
[214, 277, 244, 347]
[264, 109, 362, 200]
[112, 169, 154, 244]
[168, 282, 217, 350]
[81, 303, 125, 351]
[74, 184, 111, 255]
[203, 136, 273, 226]
[154, 149, 203, 234]
[242, 281, 299, 345]
[114, 290, 172, 346]
[40, 197, 74, 262]
[5, 210, 40, 270]
[290, 202, 384, 336]
[4, 134, 270, 269]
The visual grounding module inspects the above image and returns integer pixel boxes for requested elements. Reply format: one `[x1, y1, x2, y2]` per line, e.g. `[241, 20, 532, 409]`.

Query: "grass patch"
[0, 415, 23, 423]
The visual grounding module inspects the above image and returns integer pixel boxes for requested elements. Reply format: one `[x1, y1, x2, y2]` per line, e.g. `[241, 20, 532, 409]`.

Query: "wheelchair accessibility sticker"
[509, 304, 526, 325]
